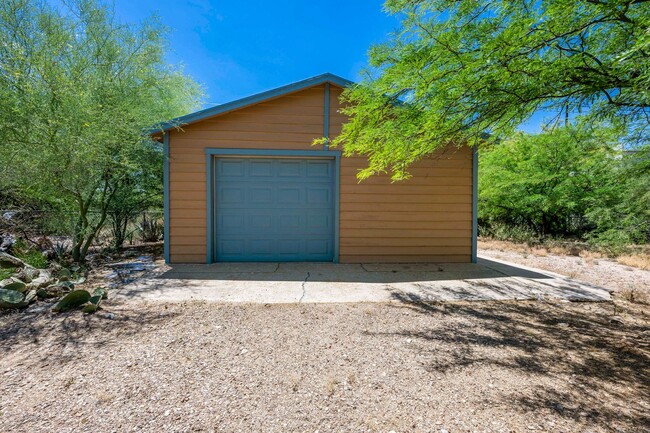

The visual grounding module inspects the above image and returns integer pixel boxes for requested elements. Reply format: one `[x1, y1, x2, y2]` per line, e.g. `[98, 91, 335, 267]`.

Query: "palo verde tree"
[479, 121, 622, 237]
[0, 0, 203, 261]
[332, 0, 650, 179]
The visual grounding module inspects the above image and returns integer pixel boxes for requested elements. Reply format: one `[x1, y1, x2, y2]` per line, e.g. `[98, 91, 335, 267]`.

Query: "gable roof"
[156, 73, 354, 132]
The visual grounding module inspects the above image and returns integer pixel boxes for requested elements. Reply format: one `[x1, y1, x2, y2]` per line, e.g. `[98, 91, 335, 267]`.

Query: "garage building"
[158, 73, 477, 264]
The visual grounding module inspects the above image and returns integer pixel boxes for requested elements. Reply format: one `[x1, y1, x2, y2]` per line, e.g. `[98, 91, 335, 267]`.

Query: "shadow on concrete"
[110, 256, 611, 303]
[153, 258, 551, 283]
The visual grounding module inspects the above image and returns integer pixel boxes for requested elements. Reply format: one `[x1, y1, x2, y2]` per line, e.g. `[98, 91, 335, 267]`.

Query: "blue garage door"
[214, 157, 335, 262]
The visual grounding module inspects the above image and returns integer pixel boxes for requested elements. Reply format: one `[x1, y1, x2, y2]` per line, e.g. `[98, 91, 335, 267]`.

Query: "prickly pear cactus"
[82, 288, 108, 314]
[36, 288, 55, 299]
[0, 288, 25, 309]
[57, 268, 71, 281]
[52, 290, 91, 313]
[1, 281, 27, 293]
[82, 296, 101, 313]
[93, 287, 108, 300]
[58, 281, 75, 291]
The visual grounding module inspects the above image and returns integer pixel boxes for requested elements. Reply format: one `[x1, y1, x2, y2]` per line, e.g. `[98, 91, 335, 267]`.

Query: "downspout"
[471, 145, 478, 263]
[324, 83, 330, 150]
[163, 132, 170, 264]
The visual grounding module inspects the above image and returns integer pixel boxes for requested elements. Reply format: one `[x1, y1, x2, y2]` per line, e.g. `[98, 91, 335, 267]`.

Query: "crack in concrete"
[298, 272, 310, 303]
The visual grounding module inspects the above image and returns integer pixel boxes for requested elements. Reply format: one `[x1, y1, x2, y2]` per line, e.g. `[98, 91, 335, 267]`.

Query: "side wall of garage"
[328, 86, 473, 263]
[167, 82, 474, 264]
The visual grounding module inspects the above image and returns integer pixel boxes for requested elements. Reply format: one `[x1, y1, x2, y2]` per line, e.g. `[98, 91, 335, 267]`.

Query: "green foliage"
[0, 0, 203, 261]
[16, 250, 48, 270]
[0, 287, 35, 309]
[480, 222, 541, 244]
[0, 269, 12, 281]
[479, 122, 649, 248]
[332, 0, 650, 178]
[82, 288, 106, 313]
[11, 240, 48, 269]
[585, 145, 650, 248]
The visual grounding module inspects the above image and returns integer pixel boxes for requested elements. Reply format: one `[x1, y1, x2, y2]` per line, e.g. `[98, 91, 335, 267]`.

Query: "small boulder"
[28, 275, 56, 291]
[15, 266, 40, 283]
[36, 282, 72, 298]
[0, 252, 25, 269]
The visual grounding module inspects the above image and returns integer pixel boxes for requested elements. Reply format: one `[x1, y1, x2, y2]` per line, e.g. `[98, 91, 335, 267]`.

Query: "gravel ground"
[1, 298, 648, 433]
[479, 241, 650, 298]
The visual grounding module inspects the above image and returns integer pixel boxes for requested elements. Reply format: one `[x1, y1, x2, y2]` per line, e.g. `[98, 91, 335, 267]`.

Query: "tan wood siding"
[167, 82, 474, 263]
[328, 85, 473, 263]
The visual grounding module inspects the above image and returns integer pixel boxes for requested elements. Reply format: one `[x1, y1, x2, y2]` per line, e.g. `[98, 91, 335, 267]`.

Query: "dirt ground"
[479, 239, 650, 300]
[1, 297, 648, 433]
[1, 242, 649, 432]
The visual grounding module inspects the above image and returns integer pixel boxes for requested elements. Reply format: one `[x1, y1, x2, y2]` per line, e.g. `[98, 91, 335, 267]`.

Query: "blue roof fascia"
[154, 73, 354, 133]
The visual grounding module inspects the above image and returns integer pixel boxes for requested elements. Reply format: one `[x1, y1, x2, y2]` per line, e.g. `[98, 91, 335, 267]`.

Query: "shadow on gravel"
[381, 293, 650, 430]
[0, 306, 179, 365]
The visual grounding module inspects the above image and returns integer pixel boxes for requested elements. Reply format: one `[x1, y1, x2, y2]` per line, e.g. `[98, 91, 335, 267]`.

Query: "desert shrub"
[0, 0, 202, 261]
[480, 122, 648, 250]
[139, 213, 163, 243]
[478, 222, 540, 244]
[585, 145, 650, 249]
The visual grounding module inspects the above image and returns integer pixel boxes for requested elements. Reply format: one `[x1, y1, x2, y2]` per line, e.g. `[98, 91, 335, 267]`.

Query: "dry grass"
[617, 254, 650, 270]
[324, 376, 340, 397]
[479, 238, 650, 271]
[619, 288, 649, 304]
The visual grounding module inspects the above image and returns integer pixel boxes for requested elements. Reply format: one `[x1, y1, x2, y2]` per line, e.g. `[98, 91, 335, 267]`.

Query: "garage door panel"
[306, 160, 332, 177]
[220, 188, 243, 203]
[214, 157, 335, 262]
[219, 160, 245, 176]
[307, 187, 331, 205]
[278, 187, 301, 203]
[307, 214, 330, 230]
[249, 160, 273, 176]
[250, 187, 273, 204]
[277, 214, 301, 230]
[278, 161, 302, 176]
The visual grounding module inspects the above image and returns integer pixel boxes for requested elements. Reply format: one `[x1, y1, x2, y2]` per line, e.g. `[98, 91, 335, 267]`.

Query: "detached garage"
[158, 73, 477, 264]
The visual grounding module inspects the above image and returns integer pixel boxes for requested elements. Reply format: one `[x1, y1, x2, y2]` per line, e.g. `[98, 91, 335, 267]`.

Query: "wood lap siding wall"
[329, 85, 473, 263]
[167, 82, 473, 263]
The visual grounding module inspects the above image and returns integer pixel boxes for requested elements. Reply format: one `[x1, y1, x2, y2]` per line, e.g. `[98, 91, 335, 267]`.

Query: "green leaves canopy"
[333, 0, 650, 179]
[479, 121, 649, 247]
[479, 122, 621, 236]
[0, 0, 203, 260]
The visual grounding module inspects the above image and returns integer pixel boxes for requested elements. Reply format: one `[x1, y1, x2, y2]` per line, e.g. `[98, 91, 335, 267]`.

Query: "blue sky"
[111, 1, 399, 104]
[109, 0, 546, 132]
